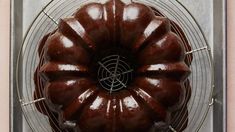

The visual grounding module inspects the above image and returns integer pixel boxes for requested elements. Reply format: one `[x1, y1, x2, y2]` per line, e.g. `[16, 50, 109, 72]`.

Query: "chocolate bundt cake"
[34, 0, 193, 132]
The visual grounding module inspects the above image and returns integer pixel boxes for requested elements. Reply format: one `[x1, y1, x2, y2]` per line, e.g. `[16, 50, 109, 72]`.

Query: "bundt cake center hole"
[97, 54, 133, 93]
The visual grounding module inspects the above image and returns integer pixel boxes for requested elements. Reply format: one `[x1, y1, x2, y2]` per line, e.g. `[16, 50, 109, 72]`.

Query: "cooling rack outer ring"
[172, 1, 214, 132]
[16, 0, 214, 132]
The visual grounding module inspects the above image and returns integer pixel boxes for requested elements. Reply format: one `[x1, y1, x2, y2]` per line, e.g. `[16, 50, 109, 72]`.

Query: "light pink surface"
[0, 0, 234, 131]
[227, 0, 235, 131]
[0, 0, 10, 131]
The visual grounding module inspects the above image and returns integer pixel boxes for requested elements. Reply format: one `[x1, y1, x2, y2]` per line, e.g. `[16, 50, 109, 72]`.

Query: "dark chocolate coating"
[34, 0, 192, 132]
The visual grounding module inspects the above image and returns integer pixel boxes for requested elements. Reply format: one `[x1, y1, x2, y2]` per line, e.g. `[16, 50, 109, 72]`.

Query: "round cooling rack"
[16, 0, 214, 132]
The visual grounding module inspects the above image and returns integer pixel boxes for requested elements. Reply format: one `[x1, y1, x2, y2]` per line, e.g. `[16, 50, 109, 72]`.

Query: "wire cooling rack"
[16, 0, 214, 131]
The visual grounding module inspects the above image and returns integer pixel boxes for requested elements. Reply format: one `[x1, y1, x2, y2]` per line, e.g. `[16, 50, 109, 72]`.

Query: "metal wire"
[97, 55, 133, 93]
[16, 0, 213, 132]
[19, 0, 59, 130]
[169, 1, 212, 131]
[145, 1, 212, 131]
[17, 0, 93, 131]
[151, 9, 194, 131]
[148, 0, 212, 131]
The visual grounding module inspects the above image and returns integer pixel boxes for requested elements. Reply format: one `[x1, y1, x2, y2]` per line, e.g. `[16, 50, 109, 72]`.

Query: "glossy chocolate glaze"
[34, 0, 192, 132]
